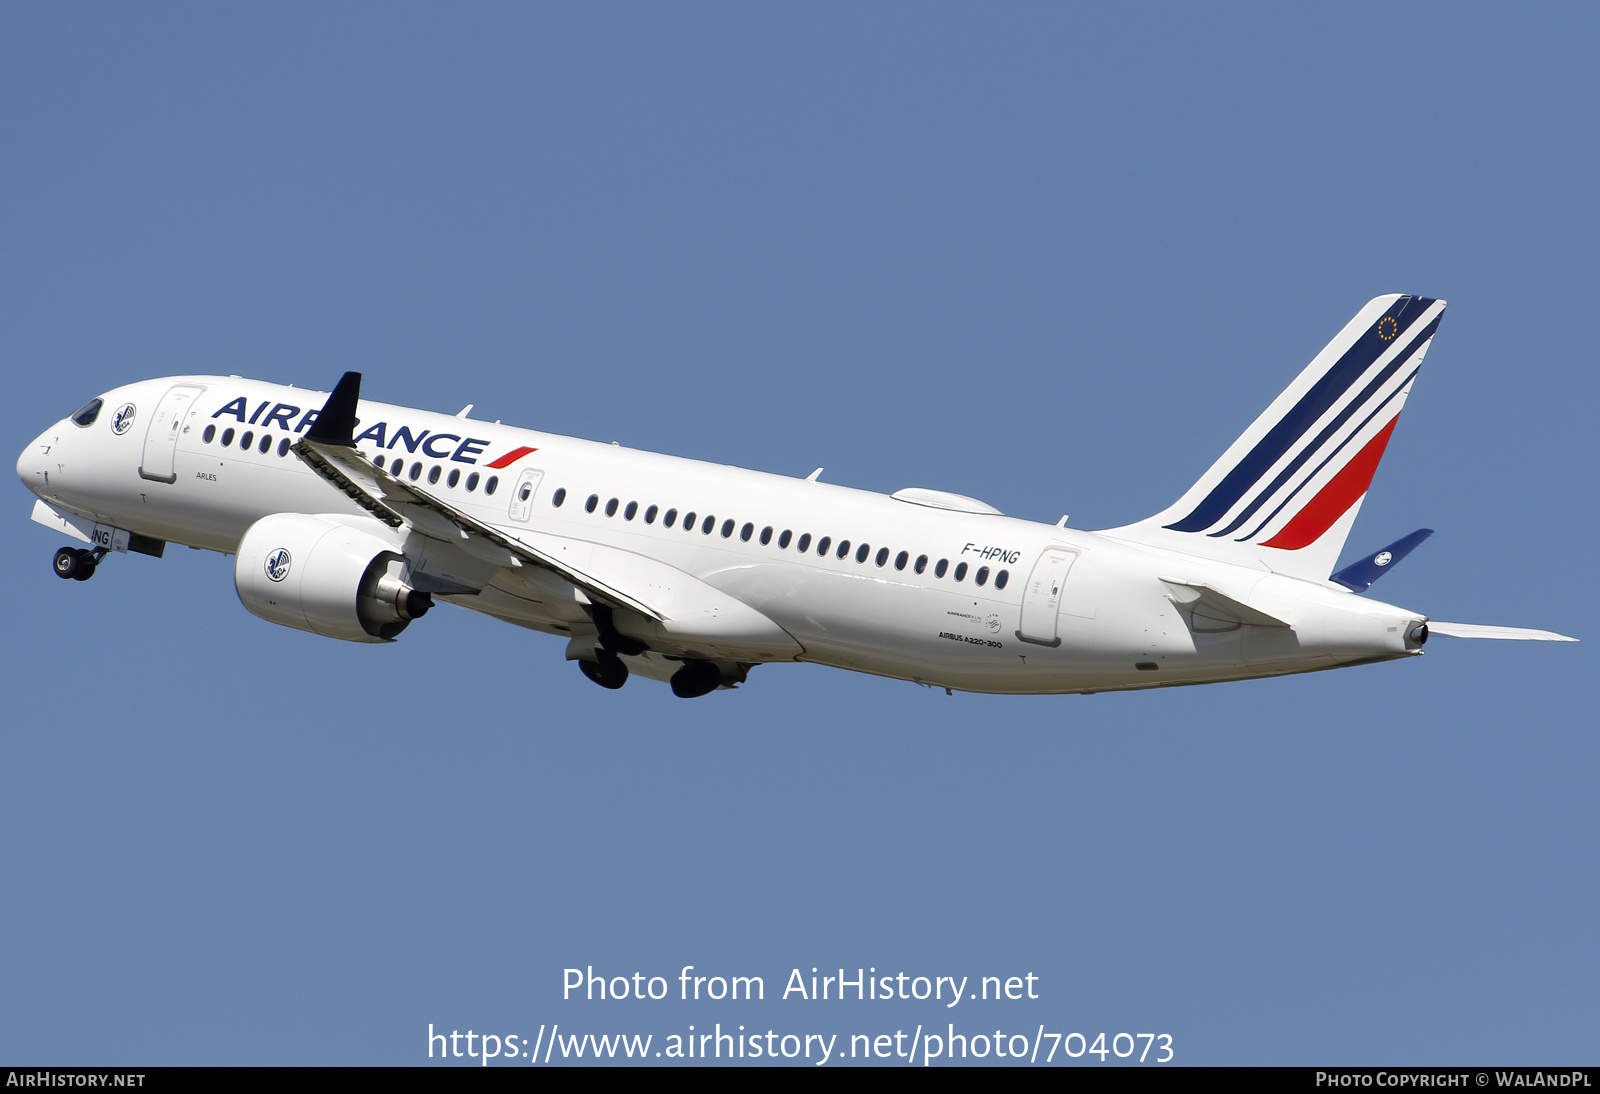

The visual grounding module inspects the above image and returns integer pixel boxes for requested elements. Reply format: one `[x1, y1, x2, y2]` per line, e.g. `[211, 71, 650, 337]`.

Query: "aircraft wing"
[292, 434, 666, 620]
[294, 433, 802, 660]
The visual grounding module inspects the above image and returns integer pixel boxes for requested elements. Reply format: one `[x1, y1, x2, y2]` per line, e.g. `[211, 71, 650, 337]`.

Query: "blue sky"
[3, 3, 1595, 1065]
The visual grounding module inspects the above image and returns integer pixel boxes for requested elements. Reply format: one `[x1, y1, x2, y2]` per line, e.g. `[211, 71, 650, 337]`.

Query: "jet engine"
[235, 513, 432, 642]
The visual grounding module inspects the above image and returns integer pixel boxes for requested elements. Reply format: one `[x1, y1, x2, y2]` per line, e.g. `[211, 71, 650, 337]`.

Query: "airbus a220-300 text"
[17, 295, 1574, 698]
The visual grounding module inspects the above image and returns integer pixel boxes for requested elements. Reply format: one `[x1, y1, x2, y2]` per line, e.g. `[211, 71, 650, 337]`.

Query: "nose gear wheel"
[52, 546, 102, 581]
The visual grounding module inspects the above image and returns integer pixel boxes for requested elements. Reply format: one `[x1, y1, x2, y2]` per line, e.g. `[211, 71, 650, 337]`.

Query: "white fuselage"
[18, 375, 1428, 694]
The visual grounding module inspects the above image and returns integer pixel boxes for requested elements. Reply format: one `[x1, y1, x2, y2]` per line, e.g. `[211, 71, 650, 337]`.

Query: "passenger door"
[139, 384, 205, 483]
[1016, 548, 1077, 647]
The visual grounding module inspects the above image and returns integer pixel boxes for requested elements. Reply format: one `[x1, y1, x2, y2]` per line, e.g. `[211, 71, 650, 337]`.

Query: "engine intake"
[235, 513, 431, 642]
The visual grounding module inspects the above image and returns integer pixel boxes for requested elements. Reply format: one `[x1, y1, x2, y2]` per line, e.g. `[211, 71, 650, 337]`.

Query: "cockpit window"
[70, 399, 103, 427]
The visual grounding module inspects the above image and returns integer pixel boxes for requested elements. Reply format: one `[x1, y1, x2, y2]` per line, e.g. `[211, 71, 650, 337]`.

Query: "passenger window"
[778, 530, 792, 549]
[70, 399, 103, 427]
[221, 428, 236, 446]
[605, 498, 619, 517]
[836, 539, 850, 559]
[894, 550, 908, 571]
[625, 501, 638, 520]
[203, 425, 216, 443]
[466, 472, 480, 491]
[485, 476, 499, 495]
[586, 494, 599, 512]
[373, 453, 384, 466]
[954, 562, 968, 582]
[431, 466, 444, 485]
[975, 566, 989, 586]
[759, 526, 772, 545]
[664, 508, 678, 528]
[702, 515, 715, 534]
[241, 430, 254, 449]
[277, 438, 291, 457]
[449, 469, 462, 488]
[915, 555, 929, 574]
[934, 559, 948, 578]
[855, 543, 870, 563]
[551, 486, 565, 506]
[516, 478, 532, 499]
[815, 536, 830, 556]
[683, 511, 696, 530]
[876, 547, 889, 567]
[740, 522, 754, 542]
[995, 569, 1009, 590]
[259, 434, 272, 454]
[797, 533, 812, 553]
[722, 519, 735, 538]
[409, 462, 422, 481]
[645, 505, 658, 524]
[389, 457, 403, 476]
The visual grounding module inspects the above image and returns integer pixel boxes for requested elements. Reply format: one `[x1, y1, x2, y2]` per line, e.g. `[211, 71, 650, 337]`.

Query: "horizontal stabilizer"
[1331, 528, 1433, 592]
[1427, 621, 1577, 642]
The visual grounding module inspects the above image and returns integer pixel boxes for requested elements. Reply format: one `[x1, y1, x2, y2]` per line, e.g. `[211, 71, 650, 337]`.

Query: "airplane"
[16, 293, 1575, 699]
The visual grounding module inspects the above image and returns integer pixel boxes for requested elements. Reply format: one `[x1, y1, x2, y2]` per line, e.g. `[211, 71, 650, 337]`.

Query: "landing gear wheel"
[670, 660, 723, 699]
[53, 547, 95, 581]
[578, 649, 629, 690]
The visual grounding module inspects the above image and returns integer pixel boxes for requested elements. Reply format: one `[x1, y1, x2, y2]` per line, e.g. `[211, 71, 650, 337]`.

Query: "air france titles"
[210, 398, 491, 465]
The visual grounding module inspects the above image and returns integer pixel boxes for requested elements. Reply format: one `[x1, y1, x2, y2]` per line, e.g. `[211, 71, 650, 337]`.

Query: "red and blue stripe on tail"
[1103, 294, 1447, 583]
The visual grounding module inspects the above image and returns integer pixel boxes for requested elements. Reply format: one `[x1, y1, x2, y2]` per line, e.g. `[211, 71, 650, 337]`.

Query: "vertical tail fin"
[1101, 294, 1446, 582]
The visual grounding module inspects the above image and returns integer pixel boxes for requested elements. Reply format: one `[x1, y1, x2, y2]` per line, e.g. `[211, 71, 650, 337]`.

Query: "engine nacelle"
[235, 513, 432, 643]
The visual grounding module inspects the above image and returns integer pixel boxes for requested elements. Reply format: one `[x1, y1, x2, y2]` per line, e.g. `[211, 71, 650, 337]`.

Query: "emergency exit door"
[507, 468, 545, 522]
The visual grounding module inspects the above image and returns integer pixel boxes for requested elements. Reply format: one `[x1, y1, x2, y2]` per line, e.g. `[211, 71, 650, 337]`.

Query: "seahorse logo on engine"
[264, 548, 292, 582]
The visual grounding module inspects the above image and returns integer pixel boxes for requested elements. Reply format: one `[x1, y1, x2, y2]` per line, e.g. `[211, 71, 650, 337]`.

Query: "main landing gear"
[578, 648, 629, 690]
[573, 649, 729, 699]
[669, 660, 723, 699]
[573, 604, 735, 698]
[52, 546, 103, 581]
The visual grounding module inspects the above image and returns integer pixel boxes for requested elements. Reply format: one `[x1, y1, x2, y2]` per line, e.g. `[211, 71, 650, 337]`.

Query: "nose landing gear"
[52, 546, 103, 581]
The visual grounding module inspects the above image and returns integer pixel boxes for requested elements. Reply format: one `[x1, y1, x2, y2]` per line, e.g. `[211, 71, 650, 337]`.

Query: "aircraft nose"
[17, 428, 55, 497]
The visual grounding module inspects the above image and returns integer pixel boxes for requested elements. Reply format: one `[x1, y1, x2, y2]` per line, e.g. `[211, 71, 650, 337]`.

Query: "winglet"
[1331, 528, 1434, 592]
[304, 371, 362, 446]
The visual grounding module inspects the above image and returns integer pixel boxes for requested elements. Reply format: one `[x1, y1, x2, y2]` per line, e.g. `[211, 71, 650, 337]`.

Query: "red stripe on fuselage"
[485, 445, 538, 469]
[1260, 417, 1399, 551]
